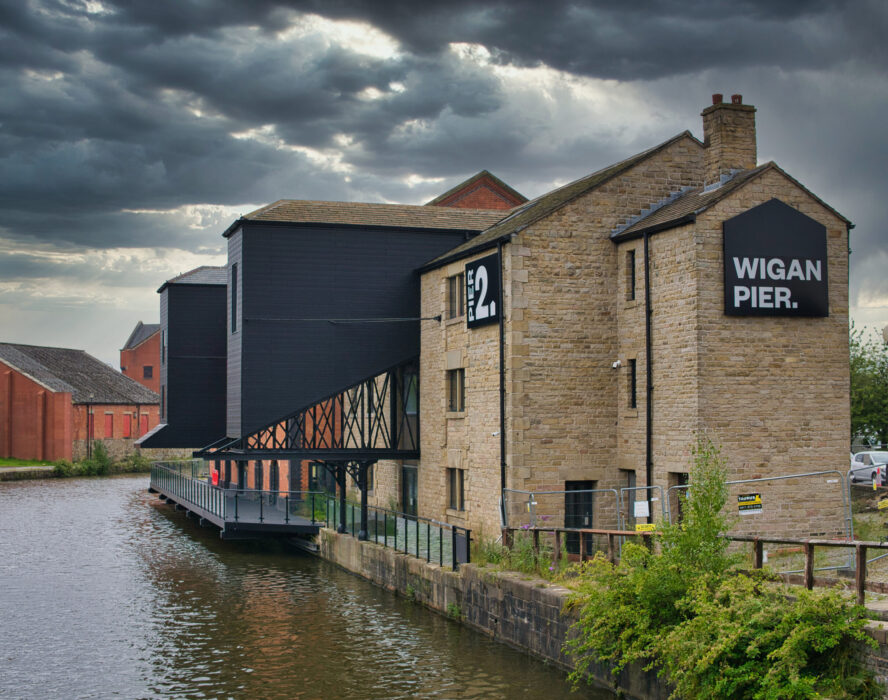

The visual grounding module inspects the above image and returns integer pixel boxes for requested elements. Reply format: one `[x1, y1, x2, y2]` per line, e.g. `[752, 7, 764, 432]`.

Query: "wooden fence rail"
[502, 527, 888, 605]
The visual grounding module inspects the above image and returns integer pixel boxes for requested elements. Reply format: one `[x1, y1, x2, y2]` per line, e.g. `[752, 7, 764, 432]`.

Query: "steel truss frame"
[195, 357, 419, 462]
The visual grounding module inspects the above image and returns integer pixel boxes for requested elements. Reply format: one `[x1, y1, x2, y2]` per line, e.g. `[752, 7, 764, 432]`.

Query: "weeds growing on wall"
[565, 436, 881, 699]
[472, 530, 570, 581]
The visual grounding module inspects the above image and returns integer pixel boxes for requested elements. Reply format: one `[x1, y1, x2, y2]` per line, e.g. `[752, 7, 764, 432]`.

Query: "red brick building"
[120, 321, 160, 393]
[426, 170, 527, 210]
[0, 343, 160, 462]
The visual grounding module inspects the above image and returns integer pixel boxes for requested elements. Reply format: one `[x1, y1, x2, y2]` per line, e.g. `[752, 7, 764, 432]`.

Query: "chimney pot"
[731, 94, 742, 104]
[712, 93, 723, 105]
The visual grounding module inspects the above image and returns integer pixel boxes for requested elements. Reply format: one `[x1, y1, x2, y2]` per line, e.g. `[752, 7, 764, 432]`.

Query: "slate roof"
[157, 266, 227, 292]
[420, 131, 701, 271]
[0, 343, 159, 404]
[223, 200, 508, 237]
[425, 170, 527, 206]
[122, 321, 159, 350]
[611, 162, 852, 241]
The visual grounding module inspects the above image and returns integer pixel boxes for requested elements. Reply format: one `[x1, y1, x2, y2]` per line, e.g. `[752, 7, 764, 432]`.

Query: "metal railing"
[151, 462, 225, 518]
[150, 462, 326, 526]
[326, 498, 471, 571]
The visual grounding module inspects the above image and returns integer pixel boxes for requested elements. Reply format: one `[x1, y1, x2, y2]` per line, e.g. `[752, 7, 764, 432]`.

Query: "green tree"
[850, 323, 888, 445]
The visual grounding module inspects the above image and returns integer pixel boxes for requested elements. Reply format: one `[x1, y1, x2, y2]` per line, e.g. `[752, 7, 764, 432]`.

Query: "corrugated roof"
[227, 200, 508, 236]
[122, 321, 159, 350]
[420, 131, 701, 270]
[611, 162, 852, 241]
[425, 170, 527, 207]
[0, 343, 159, 404]
[157, 266, 227, 292]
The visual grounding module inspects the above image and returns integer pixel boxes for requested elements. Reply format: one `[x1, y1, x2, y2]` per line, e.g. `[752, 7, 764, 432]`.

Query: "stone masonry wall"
[319, 528, 888, 699]
[420, 250, 508, 540]
[507, 136, 704, 530]
[691, 168, 850, 536]
[318, 528, 668, 699]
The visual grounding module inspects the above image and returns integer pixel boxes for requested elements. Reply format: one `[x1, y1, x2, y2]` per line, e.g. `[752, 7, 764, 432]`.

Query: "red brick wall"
[120, 331, 160, 393]
[0, 362, 73, 461]
[72, 403, 161, 460]
[433, 178, 524, 210]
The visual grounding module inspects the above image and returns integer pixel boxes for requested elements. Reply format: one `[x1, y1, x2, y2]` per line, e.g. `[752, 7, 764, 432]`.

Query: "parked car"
[850, 451, 888, 485]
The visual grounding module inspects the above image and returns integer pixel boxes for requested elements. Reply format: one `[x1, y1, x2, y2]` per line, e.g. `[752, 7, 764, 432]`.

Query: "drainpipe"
[498, 240, 507, 522]
[644, 232, 654, 519]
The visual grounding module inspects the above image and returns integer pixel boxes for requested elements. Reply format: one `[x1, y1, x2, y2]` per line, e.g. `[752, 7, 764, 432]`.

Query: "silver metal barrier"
[665, 469, 852, 574]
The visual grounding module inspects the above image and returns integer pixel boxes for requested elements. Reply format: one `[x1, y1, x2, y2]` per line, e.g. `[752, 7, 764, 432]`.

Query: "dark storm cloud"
[0, 0, 886, 358]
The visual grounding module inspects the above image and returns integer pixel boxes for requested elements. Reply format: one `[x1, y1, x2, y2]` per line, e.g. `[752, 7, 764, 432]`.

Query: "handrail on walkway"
[327, 498, 472, 571]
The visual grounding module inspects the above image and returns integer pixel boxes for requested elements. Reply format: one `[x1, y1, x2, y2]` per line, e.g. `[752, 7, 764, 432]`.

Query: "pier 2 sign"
[723, 198, 829, 317]
[466, 253, 501, 329]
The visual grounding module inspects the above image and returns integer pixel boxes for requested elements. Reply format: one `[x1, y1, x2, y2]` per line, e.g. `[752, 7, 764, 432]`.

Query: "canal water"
[0, 476, 614, 699]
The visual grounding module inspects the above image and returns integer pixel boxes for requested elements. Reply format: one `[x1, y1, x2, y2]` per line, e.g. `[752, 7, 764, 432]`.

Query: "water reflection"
[0, 476, 612, 699]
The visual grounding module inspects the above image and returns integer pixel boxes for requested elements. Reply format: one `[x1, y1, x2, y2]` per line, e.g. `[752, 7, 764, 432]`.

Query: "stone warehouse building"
[0, 343, 160, 462]
[160, 96, 851, 542]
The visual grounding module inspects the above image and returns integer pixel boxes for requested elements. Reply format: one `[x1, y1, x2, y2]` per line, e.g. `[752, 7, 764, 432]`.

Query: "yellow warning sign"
[738, 493, 763, 514]
[878, 499, 888, 511]
[635, 523, 657, 532]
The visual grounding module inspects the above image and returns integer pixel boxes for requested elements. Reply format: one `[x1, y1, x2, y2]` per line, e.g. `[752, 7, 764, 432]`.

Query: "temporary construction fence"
[504, 469, 853, 569]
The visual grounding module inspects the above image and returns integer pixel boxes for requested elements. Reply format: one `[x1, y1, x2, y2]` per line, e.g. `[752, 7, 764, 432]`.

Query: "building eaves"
[222, 200, 509, 239]
[425, 170, 528, 206]
[610, 161, 853, 243]
[0, 342, 159, 404]
[419, 131, 702, 272]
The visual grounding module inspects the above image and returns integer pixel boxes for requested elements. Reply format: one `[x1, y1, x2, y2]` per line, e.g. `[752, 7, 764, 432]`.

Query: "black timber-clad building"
[139, 266, 227, 449]
[222, 201, 505, 439]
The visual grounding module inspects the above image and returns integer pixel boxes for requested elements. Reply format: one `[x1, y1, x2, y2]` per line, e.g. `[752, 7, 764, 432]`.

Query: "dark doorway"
[402, 465, 418, 517]
[565, 480, 596, 556]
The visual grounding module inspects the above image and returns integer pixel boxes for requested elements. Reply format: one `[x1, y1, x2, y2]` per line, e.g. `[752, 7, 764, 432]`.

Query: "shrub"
[53, 460, 75, 477]
[565, 435, 880, 698]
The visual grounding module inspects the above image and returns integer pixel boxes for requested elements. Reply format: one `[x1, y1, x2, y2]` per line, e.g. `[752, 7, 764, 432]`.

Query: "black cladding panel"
[237, 223, 469, 435]
[159, 283, 227, 446]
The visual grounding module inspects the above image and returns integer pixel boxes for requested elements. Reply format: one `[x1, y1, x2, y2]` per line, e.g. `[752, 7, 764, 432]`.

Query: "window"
[447, 368, 465, 412]
[448, 468, 465, 510]
[161, 330, 165, 364]
[254, 461, 263, 491]
[104, 413, 113, 438]
[405, 373, 418, 415]
[231, 263, 238, 333]
[628, 358, 637, 409]
[160, 385, 166, 421]
[123, 414, 132, 438]
[143, 365, 153, 379]
[447, 272, 465, 319]
[626, 249, 636, 301]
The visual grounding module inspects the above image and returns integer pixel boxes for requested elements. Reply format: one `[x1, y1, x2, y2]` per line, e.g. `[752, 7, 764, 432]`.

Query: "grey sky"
[0, 0, 885, 365]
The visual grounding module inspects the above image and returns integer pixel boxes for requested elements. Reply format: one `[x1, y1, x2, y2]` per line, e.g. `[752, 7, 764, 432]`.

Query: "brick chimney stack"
[701, 93, 757, 186]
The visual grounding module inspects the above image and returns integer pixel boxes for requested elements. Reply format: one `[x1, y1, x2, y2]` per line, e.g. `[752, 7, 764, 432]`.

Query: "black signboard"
[465, 252, 501, 328]
[723, 198, 828, 317]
